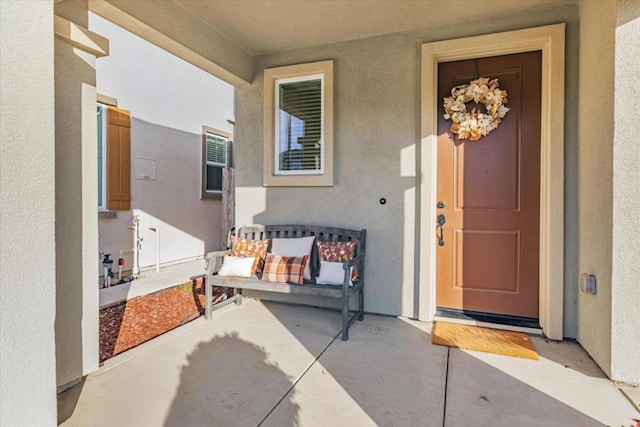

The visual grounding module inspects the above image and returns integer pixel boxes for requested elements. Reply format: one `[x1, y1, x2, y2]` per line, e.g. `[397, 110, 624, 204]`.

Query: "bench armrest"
[343, 252, 364, 269]
[205, 250, 231, 276]
[341, 252, 365, 289]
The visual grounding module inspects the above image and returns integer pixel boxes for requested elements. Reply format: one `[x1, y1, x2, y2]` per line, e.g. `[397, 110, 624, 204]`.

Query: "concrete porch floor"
[59, 299, 639, 427]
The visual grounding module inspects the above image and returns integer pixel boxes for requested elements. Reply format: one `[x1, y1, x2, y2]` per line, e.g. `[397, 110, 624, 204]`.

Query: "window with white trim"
[202, 128, 230, 199]
[263, 60, 333, 186]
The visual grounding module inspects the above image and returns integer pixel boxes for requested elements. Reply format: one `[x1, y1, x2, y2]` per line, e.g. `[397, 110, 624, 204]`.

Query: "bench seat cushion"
[210, 275, 349, 298]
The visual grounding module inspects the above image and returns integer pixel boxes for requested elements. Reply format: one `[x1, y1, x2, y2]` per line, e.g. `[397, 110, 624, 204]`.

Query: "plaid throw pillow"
[230, 237, 270, 275]
[317, 240, 359, 282]
[260, 253, 309, 285]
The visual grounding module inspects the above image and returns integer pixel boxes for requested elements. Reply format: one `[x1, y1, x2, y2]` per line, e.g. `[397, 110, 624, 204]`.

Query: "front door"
[435, 51, 542, 319]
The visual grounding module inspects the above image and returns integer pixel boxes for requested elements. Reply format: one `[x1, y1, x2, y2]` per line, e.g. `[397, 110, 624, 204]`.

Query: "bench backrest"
[235, 224, 366, 281]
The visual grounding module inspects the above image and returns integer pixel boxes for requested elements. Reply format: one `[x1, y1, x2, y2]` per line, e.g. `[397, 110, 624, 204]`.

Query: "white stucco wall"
[54, 0, 100, 390]
[235, 4, 580, 322]
[0, 1, 58, 425]
[576, 0, 640, 384]
[89, 14, 234, 274]
[577, 0, 616, 378]
[610, 0, 640, 384]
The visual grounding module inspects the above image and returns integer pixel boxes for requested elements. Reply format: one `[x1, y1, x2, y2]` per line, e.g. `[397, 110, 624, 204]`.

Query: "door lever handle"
[437, 214, 446, 246]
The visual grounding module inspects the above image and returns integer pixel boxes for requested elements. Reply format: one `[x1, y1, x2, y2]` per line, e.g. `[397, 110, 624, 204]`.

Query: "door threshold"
[435, 308, 543, 335]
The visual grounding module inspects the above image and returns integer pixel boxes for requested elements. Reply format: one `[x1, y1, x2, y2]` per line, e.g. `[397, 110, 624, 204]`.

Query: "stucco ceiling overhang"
[89, 0, 574, 85]
[174, 0, 573, 55]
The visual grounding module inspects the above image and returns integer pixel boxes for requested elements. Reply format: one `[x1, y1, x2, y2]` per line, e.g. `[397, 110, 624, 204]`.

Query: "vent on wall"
[134, 157, 157, 180]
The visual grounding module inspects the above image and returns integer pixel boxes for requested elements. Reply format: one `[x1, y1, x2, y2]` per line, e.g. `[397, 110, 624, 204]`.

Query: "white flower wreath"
[443, 77, 510, 141]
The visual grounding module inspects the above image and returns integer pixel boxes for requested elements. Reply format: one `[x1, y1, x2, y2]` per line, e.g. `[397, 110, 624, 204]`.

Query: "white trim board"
[419, 24, 566, 340]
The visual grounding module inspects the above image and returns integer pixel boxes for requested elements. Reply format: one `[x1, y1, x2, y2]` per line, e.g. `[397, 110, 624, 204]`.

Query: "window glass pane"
[206, 134, 226, 164]
[206, 164, 223, 192]
[277, 78, 322, 172]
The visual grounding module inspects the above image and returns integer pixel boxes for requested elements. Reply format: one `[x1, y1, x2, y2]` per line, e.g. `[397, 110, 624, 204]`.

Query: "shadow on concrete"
[445, 349, 610, 427]
[57, 378, 85, 425]
[532, 336, 609, 379]
[58, 300, 633, 426]
[262, 303, 620, 426]
[164, 331, 300, 427]
[261, 306, 449, 426]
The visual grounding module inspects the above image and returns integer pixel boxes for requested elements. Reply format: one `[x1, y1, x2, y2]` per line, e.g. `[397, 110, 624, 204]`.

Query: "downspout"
[148, 226, 160, 272]
[131, 214, 141, 278]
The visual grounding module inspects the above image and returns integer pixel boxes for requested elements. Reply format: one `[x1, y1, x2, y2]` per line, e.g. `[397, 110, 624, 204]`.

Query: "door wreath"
[442, 77, 510, 141]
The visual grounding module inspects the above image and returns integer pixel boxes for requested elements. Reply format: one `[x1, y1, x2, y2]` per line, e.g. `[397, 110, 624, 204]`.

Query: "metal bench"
[204, 224, 366, 341]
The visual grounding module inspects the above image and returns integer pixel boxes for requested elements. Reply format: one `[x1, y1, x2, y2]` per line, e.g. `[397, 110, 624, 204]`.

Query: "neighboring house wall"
[89, 14, 234, 274]
[235, 4, 580, 330]
[0, 2, 58, 425]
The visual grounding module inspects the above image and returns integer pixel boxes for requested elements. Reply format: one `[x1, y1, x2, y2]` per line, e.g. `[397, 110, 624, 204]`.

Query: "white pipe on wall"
[123, 215, 142, 280]
[117, 248, 133, 281]
[132, 215, 141, 278]
[148, 226, 160, 272]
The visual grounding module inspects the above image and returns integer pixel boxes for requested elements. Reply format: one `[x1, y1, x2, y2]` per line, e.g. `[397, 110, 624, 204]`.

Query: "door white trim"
[419, 24, 565, 340]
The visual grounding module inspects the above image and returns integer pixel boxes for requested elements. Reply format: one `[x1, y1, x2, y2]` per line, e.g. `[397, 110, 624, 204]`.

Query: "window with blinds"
[275, 75, 324, 175]
[202, 128, 231, 199]
[263, 60, 333, 186]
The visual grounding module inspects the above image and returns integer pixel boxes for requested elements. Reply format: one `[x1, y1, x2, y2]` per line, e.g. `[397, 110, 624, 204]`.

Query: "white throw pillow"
[218, 256, 256, 278]
[271, 236, 315, 280]
[316, 260, 352, 286]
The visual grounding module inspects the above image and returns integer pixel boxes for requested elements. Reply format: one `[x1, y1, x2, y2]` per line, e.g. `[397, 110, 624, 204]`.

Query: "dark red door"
[436, 51, 542, 319]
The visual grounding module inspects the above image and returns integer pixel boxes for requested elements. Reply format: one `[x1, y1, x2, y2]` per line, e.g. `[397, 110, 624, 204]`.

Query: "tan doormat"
[432, 321, 538, 360]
